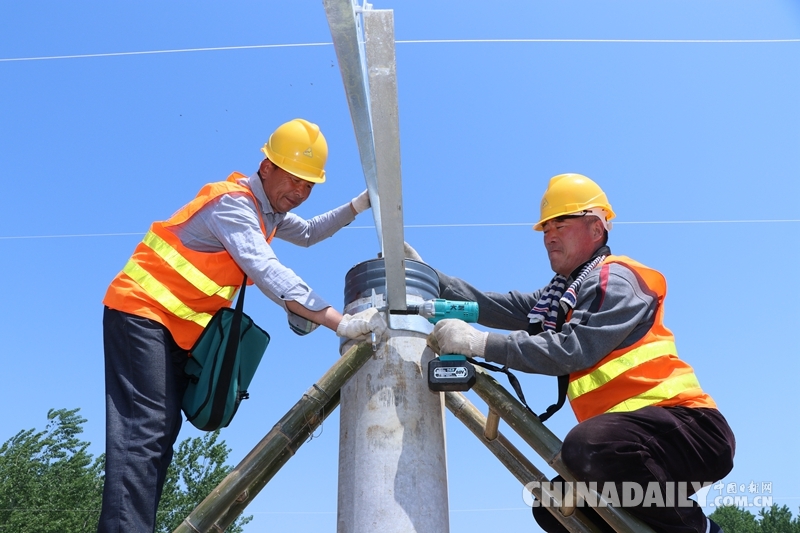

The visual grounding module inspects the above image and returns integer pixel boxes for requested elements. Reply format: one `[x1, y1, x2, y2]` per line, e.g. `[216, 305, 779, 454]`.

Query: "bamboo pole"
[173, 342, 375, 533]
[470, 368, 657, 533]
[484, 408, 500, 441]
[211, 390, 340, 532]
[444, 392, 604, 533]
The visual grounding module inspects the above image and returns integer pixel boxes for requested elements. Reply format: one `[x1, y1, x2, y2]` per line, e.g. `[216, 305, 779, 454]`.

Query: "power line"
[398, 38, 800, 44]
[354, 219, 800, 229]
[381, 219, 800, 228]
[0, 232, 145, 240]
[0, 43, 330, 63]
[1, 38, 798, 62]
[1, 219, 797, 241]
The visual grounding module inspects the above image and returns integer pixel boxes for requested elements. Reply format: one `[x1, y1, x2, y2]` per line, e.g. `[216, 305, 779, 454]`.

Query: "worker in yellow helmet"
[411, 173, 735, 533]
[98, 118, 384, 533]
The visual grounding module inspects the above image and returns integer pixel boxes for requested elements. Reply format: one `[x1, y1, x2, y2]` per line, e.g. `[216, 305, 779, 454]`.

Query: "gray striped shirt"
[170, 172, 356, 333]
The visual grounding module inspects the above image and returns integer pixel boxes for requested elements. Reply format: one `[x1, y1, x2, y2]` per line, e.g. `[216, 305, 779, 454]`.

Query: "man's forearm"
[437, 270, 536, 331]
[285, 300, 343, 332]
[279, 203, 356, 247]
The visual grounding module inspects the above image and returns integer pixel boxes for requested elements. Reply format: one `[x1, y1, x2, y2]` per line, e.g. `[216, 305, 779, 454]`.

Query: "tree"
[758, 505, 800, 533]
[711, 504, 800, 533]
[0, 409, 252, 533]
[0, 408, 103, 532]
[711, 505, 759, 533]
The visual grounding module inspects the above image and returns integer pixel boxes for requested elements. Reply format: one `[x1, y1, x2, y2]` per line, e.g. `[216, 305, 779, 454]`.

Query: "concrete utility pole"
[324, 1, 450, 531]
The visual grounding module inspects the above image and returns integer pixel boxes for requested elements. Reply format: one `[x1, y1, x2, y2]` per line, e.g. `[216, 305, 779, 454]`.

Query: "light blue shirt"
[171, 172, 356, 334]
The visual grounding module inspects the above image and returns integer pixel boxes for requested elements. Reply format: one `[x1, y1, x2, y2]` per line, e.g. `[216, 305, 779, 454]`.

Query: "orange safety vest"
[103, 173, 276, 350]
[566, 255, 716, 422]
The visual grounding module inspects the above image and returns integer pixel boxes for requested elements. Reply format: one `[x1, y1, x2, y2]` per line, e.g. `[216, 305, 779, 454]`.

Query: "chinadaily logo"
[522, 480, 774, 509]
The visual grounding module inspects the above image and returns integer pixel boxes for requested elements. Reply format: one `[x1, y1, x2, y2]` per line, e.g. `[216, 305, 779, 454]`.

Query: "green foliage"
[711, 505, 760, 533]
[711, 504, 800, 533]
[0, 408, 103, 532]
[757, 505, 800, 533]
[156, 431, 252, 533]
[0, 409, 252, 533]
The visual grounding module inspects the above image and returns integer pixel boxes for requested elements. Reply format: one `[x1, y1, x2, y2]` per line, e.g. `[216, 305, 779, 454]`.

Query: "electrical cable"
[1, 220, 798, 241]
[1, 38, 798, 62]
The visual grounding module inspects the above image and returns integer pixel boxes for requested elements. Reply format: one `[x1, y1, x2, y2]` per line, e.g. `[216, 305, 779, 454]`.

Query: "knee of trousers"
[560, 424, 615, 481]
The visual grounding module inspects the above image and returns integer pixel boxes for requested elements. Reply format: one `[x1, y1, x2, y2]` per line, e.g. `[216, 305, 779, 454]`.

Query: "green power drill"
[393, 299, 479, 392]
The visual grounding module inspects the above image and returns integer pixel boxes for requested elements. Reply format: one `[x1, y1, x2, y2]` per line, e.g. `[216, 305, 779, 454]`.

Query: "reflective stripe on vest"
[122, 259, 215, 328]
[140, 230, 237, 300]
[568, 339, 678, 400]
[605, 372, 702, 414]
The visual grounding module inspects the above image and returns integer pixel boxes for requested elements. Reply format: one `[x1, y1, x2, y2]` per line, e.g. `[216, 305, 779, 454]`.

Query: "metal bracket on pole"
[323, 0, 407, 312]
[362, 9, 406, 312]
[353, 0, 373, 13]
[323, 0, 382, 248]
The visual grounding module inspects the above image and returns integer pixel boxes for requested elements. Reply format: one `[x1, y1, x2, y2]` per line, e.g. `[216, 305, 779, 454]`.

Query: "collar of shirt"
[243, 172, 276, 218]
[567, 245, 612, 281]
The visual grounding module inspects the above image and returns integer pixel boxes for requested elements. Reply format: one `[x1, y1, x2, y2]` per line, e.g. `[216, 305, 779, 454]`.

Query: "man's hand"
[427, 319, 488, 358]
[404, 242, 424, 263]
[336, 307, 387, 340]
[350, 190, 370, 215]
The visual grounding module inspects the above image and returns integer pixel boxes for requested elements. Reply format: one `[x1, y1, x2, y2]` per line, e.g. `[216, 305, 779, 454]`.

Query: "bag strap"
[466, 357, 567, 423]
[467, 302, 570, 424]
[538, 375, 569, 422]
[205, 274, 248, 430]
[466, 357, 538, 416]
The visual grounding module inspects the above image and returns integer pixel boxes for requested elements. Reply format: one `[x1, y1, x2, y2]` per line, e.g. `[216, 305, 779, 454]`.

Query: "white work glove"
[336, 307, 387, 340]
[403, 242, 424, 262]
[427, 319, 488, 358]
[350, 190, 371, 215]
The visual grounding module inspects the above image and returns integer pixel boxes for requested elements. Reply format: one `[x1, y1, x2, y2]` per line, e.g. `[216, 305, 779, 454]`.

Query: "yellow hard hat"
[533, 173, 615, 231]
[261, 118, 328, 183]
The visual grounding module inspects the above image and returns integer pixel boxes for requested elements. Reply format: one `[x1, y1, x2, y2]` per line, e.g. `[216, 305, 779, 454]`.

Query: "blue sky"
[1, 1, 798, 531]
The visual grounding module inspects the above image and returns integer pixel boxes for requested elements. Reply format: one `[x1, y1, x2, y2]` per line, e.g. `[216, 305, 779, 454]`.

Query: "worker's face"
[541, 216, 604, 277]
[260, 159, 314, 213]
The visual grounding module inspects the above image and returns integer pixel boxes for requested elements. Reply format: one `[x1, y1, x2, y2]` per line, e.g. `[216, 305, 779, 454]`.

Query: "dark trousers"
[533, 406, 735, 533]
[97, 307, 190, 533]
